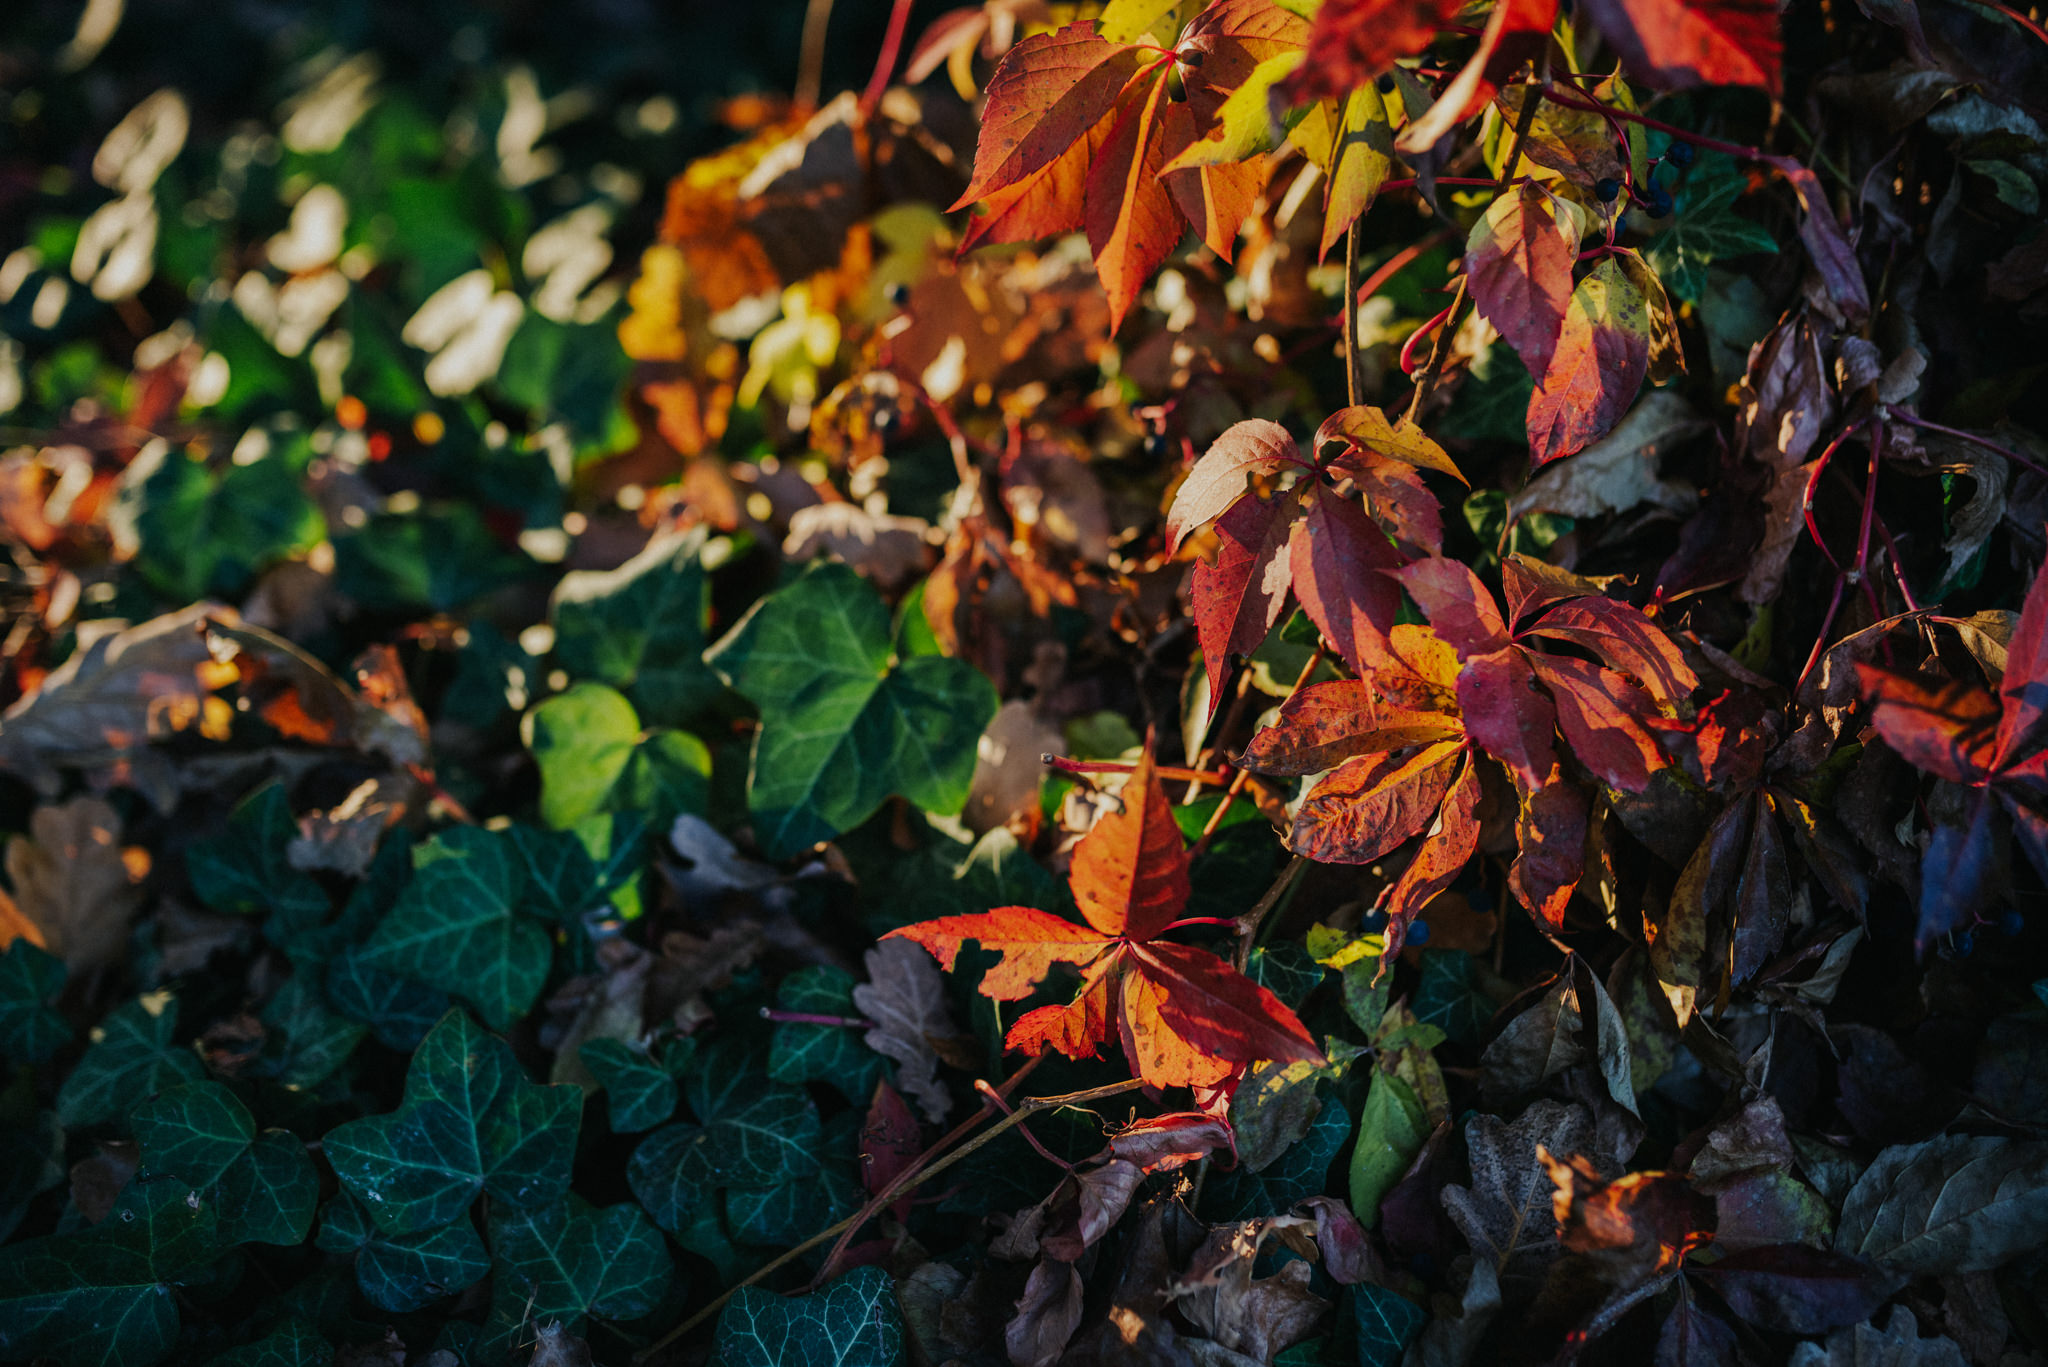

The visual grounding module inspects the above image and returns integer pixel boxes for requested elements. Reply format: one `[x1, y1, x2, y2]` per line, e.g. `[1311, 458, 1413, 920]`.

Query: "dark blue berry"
[1595, 177, 1621, 202]
[1362, 911, 1389, 933]
[1407, 919, 1432, 947]
[1142, 432, 1167, 458]
[1647, 187, 1674, 218]
[1666, 141, 1695, 168]
[886, 281, 911, 307]
[1613, 214, 1630, 236]
[2001, 910, 2025, 936]
[1955, 931, 1976, 956]
[1377, 73, 1396, 94]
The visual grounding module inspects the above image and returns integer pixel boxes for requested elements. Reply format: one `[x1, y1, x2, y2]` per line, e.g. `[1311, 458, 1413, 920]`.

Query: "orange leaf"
[1290, 740, 1465, 864]
[1526, 257, 1650, 468]
[886, 905, 1113, 1000]
[1069, 749, 1191, 941]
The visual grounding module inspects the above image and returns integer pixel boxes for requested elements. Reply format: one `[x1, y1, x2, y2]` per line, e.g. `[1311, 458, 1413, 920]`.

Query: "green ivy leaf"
[488, 1195, 674, 1326]
[324, 949, 451, 1051]
[1202, 1084, 1352, 1222]
[1247, 942, 1324, 1012]
[1412, 951, 1489, 1047]
[204, 1318, 330, 1367]
[332, 505, 535, 614]
[116, 437, 324, 602]
[1350, 1280, 1428, 1367]
[581, 1037, 687, 1133]
[55, 993, 204, 1132]
[216, 1131, 321, 1247]
[505, 824, 603, 924]
[323, 1009, 579, 1237]
[315, 1192, 490, 1313]
[524, 682, 711, 831]
[0, 939, 70, 1063]
[253, 974, 366, 1091]
[707, 561, 998, 858]
[627, 1122, 717, 1232]
[767, 966, 885, 1103]
[358, 828, 553, 1031]
[550, 527, 723, 727]
[0, 1176, 222, 1367]
[714, 1266, 905, 1367]
[185, 783, 329, 928]
[134, 1081, 255, 1188]
[134, 1081, 319, 1247]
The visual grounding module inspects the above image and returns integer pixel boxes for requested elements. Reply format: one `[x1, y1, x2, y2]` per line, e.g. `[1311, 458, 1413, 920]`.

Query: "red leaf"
[1396, 557, 1510, 656]
[1086, 65, 1187, 333]
[1509, 770, 1589, 931]
[1290, 740, 1465, 864]
[1070, 749, 1191, 940]
[1238, 679, 1461, 776]
[1289, 492, 1404, 678]
[1278, 0, 1463, 104]
[1464, 181, 1580, 379]
[962, 100, 1115, 251]
[1455, 647, 1557, 789]
[886, 905, 1112, 999]
[1997, 560, 2048, 769]
[1131, 940, 1325, 1068]
[1167, 419, 1309, 553]
[1381, 754, 1482, 942]
[1576, 0, 1781, 95]
[1530, 655, 1667, 791]
[953, 25, 1147, 209]
[1855, 665, 2000, 785]
[1499, 553, 1611, 625]
[1526, 596, 1698, 704]
[1193, 489, 1300, 709]
[1526, 257, 1650, 467]
[1008, 964, 1114, 1063]
[860, 1080, 922, 1219]
[1340, 452, 1445, 557]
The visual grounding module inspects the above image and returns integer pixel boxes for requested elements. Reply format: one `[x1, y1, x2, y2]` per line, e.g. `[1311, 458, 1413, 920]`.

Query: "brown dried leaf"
[5, 797, 149, 980]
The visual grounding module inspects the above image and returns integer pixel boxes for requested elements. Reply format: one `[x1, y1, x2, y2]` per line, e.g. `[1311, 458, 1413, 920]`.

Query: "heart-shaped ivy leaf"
[488, 1195, 674, 1326]
[580, 1037, 689, 1133]
[549, 526, 724, 727]
[714, 1265, 905, 1367]
[524, 682, 712, 832]
[766, 965, 885, 1103]
[707, 561, 998, 859]
[357, 828, 554, 1030]
[186, 783, 329, 932]
[324, 949, 450, 1051]
[55, 992, 204, 1132]
[322, 1008, 579, 1238]
[315, 1191, 490, 1313]
[0, 1176, 223, 1367]
[134, 1081, 319, 1247]
[0, 939, 70, 1063]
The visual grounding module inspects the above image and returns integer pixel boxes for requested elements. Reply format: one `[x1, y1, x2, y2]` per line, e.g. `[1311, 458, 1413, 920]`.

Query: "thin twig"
[1044, 755, 1234, 786]
[635, 1063, 1151, 1359]
[794, 0, 835, 112]
[1344, 217, 1365, 408]
[1236, 855, 1309, 971]
[1404, 77, 1543, 423]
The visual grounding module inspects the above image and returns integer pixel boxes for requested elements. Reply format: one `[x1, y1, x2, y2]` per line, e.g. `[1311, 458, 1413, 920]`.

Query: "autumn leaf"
[886, 750, 1322, 1090]
[1464, 182, 1582, 380]
[953, 1, 1308, 331]
[1576, 0, 1782, 96]
[1526, 257, 1652, 467]
[1276, 0, 1463, 105]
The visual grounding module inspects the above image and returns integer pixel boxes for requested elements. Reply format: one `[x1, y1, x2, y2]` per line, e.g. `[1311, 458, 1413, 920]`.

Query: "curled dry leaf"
[854, 936, 969, 1122]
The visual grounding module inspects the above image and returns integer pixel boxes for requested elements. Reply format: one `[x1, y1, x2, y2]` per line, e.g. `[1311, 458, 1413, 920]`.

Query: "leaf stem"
[758, 1008, 870, 1029]
[1235, 854, 1308, 971]
[1887, 409, 2048, 480]
[1044, 755, 1234, 786]
[1539, 84, 1763, 164]
[1344, 216, 1364, 408]
[858, 0, 917, 120]
[637, 1057, 1124, 1359]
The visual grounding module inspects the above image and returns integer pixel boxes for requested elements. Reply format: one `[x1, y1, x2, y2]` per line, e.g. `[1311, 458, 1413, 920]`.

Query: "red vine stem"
[1887, 409, 2048, 480]
[858, 0, 918, 119]
[1539, 83, 1764, 163]
[1044, 755, 1234, 786]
